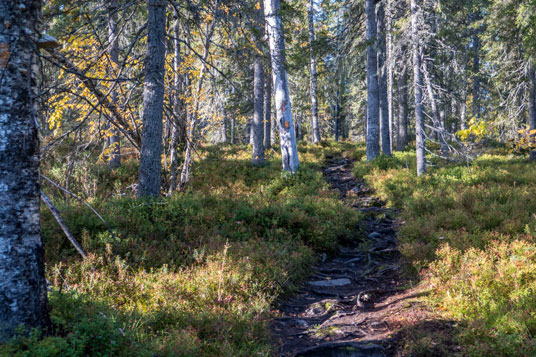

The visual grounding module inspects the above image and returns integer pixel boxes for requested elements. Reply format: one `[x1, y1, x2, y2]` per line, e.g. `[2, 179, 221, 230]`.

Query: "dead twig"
[40, 190, 87, 259]
[41, 174, 119, 255]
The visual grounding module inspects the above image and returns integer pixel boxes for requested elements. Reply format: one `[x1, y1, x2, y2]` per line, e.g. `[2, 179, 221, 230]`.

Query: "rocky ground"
[271, 156, 458, 357]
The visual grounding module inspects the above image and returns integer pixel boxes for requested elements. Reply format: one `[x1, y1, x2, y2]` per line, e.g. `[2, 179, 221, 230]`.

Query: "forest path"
[271, 154, 448, 356]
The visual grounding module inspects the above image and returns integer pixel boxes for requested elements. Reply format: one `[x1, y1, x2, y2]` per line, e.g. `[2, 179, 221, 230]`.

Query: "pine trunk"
[138, 0, 166, 197]
[264, 0, 299, 172]
[0, 0, 50, 341]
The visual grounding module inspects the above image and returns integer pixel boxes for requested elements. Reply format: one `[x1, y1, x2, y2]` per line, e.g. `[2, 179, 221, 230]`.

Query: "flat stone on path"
[308, 278, 351, 287]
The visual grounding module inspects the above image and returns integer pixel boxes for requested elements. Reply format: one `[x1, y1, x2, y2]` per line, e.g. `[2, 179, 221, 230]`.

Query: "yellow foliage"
[456, 117, 491, 142]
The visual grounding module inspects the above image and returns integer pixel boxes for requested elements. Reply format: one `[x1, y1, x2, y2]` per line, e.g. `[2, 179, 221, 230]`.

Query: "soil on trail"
[271, 155, 457, 357]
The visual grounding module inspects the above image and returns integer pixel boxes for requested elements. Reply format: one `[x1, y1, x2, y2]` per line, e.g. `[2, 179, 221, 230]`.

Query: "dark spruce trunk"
[0, 0, 50, 341]
[252, 56, 265, 166]
[396, 64, 408, 151]
[138, 0, 166, 198]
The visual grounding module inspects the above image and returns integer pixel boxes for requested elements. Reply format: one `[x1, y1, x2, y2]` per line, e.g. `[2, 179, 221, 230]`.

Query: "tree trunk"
[377, 1, 391, 156]
[308, 0, 321, 143]
[365, 0, 380, 161]
[138, 0, 166, 198]
[252, 56, 265, 165]
[334, 91, 340, 142]
[460, 89, 467, 131]
[221, 107, 228, 144]
[264, 0, 299, 172]
[387, 0, 394, 153]
[248, 121, 254, 145]
[179, 15, 217, 189]
[529, 62, 536, 160]
[108, 0, 121, 169]
[231, 115, 235, 144]
[0, 0, 50, 341]
[396, 64, 408, 151]
[264, 70, 272, 149]
[422, 58, 448, 153]
[472, 32, 480, 118]
[168, 11, 184, 194]
[411, 0, 426, 176]
[364, 106, 368, 141]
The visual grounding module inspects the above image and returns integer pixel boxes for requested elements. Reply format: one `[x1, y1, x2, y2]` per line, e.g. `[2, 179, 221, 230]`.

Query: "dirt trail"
[271, 155, 435, 356]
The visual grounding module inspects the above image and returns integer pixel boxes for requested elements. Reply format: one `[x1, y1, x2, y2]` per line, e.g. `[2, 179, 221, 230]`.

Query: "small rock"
[308, 278, 351, 287]
[370, 321, 387, 330]
[367, 232, 382, 240]
[295, 319, 308, 328]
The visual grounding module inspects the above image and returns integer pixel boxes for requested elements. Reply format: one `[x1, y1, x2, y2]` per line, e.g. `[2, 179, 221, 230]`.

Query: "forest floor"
[272, 154, 459, 357]
[5, 142, 536, 356]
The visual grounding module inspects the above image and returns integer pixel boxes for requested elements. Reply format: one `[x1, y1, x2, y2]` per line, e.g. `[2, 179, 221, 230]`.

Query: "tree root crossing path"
[271, 155, 431, 357]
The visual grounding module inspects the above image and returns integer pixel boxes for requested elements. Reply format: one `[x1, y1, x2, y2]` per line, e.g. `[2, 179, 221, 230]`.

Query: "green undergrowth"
[2, 141, 361, 356]
[352, 145, 536, 355]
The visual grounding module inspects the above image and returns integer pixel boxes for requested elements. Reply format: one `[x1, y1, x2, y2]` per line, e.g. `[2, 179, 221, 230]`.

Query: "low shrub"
[352, 145, 536, 355]
[5, 141, 361, 356]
